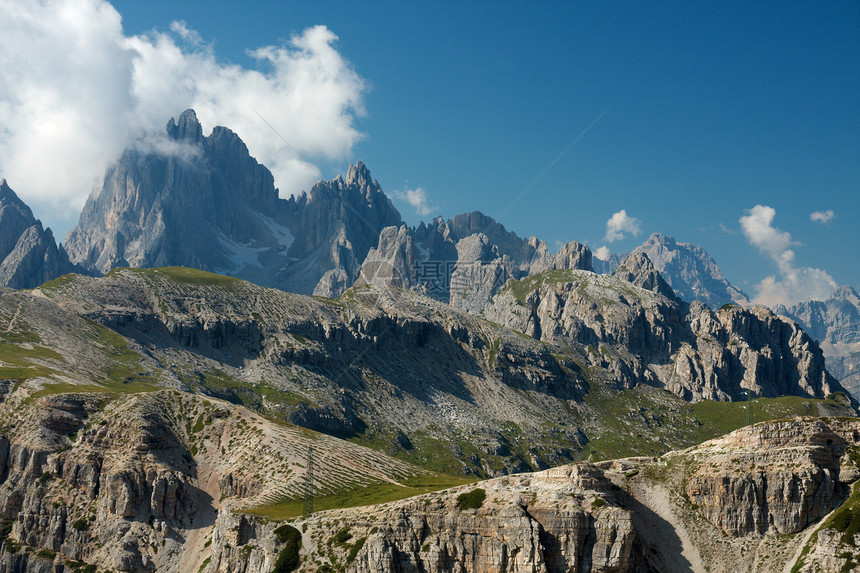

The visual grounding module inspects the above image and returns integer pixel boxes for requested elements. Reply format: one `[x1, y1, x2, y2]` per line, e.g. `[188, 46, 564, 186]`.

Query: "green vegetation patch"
[194, 369, 306, 411]
[456, 488, 486, 510]
[271, 524, 302, 573]
[0, 332, 63, 381]
[106, 266, 242, 289]
[347, 537, 366, 564]
[38, 274, 80, 291]
[332, 528, 352, 544]
[245, 473, 475, 521]
[153, 266, 242, 288]
[692, 395, 824, 438]
[502, 269, 580, 304]
[349, 426, 522, 476]
[823, 483, 860, 546]
[580, 385, 844, 462]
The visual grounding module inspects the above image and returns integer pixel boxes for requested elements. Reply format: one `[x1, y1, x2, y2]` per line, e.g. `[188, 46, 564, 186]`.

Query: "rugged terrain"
[15, 263, 849, 475]
[0, 180, 77, 290]
[2, 110, 857, 405]
[484, 254, 840, 403]
[0, 381, 858, 573]
[634, 233, 750, 308]
[0, 109, 857, 572]
[777, 286, 860, 399]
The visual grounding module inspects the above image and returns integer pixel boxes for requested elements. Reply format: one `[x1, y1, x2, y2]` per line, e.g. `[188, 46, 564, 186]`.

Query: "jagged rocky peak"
[636, 232, 749, 307]
[63, 110, 406, 298]
[0, 178, 37, 260]
[550, 241, 593, 272]
[359, 209, 595, 313]
[288, 161, 403, 297]
[777, 284, 860, 399]
[613, 250, 677, 299]
[0, 179, 73, 289]
[165, 108, 203, 142]
[346, 160, 372, 189]
[64, 108, 288, 278]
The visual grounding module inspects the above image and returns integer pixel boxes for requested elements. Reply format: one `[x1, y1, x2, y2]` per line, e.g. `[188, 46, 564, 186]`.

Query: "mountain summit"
[635, 233, 749, 308]
[0, 179, 74, 289]
[63, 110, 401, 296]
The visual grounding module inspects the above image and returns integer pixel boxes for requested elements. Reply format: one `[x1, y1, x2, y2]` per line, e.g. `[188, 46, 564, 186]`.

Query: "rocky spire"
[614, 251, 678, 300]
[166, 109, 203, 143]
[346, 161, 372, 188]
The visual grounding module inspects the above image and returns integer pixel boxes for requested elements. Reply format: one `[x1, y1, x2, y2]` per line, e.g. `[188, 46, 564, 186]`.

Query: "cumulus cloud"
[0, 0, 367, 231]
[810, 210, 834, 224]
[603, 209, 642, 242]
[392, 187, 436, 216]
[739, 205, 837, 307]
[594, 245, 611, 260]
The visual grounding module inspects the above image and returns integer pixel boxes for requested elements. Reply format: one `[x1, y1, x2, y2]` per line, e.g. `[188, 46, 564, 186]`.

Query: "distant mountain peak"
[165, 108, 203, 143]
[614, 251, 678, 299]
[635, 233, 749, 308]
[644, 232, 676, 247]
[832, 285, 859, 302]
[346, 160, 372, 187]
[0, 179, 75, 288]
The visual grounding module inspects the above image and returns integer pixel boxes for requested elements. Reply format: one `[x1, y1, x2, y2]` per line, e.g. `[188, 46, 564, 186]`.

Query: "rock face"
[483, 256, 842, 402]
[0, 180, 74, 289]
[201, 418, 860, 573]
[286, 162, 402, 297]
[63, 110, 401, 297]
[359, 210, 594, 313]
[634, 233, 749, 308]
[777, 286, 860, 400]
[0, 388, 422, 573]
[612, 251, 678, 300]
[686, 419, 845, 536]
[592, 252, 626, 275]
[0, 267, 858, 571]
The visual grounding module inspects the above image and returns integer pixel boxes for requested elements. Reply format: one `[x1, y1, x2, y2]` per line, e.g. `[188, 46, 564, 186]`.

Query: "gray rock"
[0, 180, 76, 289]
[634, 233, 749, 308]
[592, 252, 626, 275]
[360, 211, 593, 313]
[777, 285, 860, 400]
[484, 267, 842, 402]
[613, 251, 678, 300]
[63, 110, 402, 298]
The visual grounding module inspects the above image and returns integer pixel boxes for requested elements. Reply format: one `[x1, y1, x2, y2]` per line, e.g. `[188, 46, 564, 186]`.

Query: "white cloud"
[594, 245, 611, 260]
[603, 209, 642, 243]
[739, 204, 837, 307]
[0, 0, 367, 232]
[392, 187, 436, 216]
[810, 210, 834, 224]
[739, 205, 795, 263]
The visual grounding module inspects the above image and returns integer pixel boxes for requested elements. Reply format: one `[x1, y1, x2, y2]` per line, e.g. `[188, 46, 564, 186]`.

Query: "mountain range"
[0, 262, 855, 572]
[0, 110, 859, 572]
[0, 110, 842, 397]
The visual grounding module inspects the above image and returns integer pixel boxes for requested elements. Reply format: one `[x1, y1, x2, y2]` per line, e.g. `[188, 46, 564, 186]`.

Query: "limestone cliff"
[358, 211, 594, 313]
[0, 180, 76, 289]
[63, 110, 401, 297]
[777, 285, 860, 401]
[483, 260, 841, 402]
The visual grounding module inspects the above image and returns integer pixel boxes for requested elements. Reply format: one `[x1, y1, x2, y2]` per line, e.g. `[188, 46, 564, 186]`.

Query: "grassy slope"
[580, 384, 848, 461]
[245, 473, 477, 520]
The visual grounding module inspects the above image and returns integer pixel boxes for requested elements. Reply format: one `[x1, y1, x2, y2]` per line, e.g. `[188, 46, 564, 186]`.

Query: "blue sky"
[2, 1, 857, 304]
